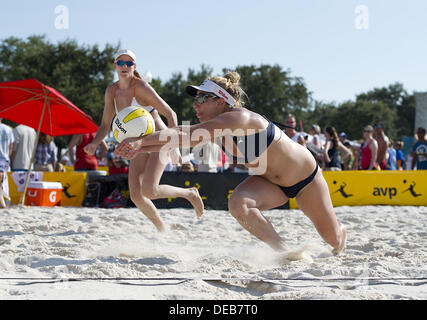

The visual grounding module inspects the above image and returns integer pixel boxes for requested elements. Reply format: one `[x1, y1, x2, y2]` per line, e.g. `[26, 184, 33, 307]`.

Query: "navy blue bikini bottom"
[279, 164, 319, 199]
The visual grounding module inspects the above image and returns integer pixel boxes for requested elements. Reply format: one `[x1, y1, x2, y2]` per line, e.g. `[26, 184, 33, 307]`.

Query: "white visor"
[114, 49, 137, 62]
[186, 80, 236, 106]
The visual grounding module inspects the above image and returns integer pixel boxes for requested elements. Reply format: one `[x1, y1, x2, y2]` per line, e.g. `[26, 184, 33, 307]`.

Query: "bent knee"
[129, 188, 142, 203]
[228, 193, 252, 219]
[140, 185, 159, 199]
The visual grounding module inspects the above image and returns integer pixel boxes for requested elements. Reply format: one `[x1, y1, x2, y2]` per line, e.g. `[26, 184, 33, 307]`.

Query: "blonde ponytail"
[209, 71, 246, 108]
[133, 70, 142, 79]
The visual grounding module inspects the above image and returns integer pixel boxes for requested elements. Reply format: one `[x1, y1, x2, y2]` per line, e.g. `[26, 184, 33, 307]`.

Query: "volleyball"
[111, 106, 155, 143]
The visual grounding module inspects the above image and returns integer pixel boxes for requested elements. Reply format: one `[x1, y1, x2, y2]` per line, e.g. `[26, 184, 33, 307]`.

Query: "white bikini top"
[113, 79, 155, 115]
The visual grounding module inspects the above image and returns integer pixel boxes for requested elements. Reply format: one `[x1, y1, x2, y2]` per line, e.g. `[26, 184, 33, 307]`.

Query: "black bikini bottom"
[279, 164, 319, 199]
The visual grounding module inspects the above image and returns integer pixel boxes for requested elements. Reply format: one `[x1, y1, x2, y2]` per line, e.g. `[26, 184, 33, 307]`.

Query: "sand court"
[0, 205, 425, 299]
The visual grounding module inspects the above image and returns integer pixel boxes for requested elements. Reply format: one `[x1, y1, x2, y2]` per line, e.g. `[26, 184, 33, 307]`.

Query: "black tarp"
[83, 172, 289, 210]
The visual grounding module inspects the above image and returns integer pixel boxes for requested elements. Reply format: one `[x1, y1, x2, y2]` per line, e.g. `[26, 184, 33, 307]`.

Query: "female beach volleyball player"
[84, 49, 204, 231]
[114, 71, 347, 255]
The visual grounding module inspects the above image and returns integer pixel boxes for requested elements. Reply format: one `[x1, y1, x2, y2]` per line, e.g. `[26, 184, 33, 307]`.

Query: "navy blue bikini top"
[219, 116, 276, 164]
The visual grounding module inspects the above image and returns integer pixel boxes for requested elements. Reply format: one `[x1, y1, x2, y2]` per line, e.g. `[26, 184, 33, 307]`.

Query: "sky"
[1, 0, 426, 104]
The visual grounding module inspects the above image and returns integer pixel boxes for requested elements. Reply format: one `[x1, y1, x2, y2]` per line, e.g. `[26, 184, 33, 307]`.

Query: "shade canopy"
[0, 78, 98, 136]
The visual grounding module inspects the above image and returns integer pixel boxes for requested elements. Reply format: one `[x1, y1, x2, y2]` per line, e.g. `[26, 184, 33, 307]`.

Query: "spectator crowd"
[279, 114, 426, 173]
[0, 118, 425, 180]
[0, 115, 426, 207]
[157, 115, 426, 174]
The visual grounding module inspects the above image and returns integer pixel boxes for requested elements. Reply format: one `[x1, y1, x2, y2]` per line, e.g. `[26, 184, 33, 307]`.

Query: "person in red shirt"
[359, 125, 379, 170]
[68, 132, 108, 171]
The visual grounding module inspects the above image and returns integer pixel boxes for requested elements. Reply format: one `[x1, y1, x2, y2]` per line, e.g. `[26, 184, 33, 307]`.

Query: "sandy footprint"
[169, 223, 188, 231]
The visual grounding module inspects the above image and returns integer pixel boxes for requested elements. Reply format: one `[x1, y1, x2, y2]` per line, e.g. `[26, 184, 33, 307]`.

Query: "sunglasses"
[115, 60, 135, 67]
[194, 94, 218, 105]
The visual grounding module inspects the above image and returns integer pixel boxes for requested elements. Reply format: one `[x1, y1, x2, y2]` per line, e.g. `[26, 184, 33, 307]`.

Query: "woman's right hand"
[114, 137, 146, 160]
[84, 142, 98, 155]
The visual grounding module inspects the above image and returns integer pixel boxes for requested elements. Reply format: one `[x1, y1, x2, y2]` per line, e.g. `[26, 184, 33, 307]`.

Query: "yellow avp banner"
[8, 171, 87, 207]
[289, 171, 427, 209]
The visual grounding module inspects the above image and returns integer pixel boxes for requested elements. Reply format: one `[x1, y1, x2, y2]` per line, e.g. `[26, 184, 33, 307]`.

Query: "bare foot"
[187, 188, 204, 218]
[332, 224, 347, 256]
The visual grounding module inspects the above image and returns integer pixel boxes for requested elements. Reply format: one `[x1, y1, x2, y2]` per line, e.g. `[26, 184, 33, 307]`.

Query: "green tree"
[232, 64, 311, 124]
[154, 64, 311, 127]
[303, 101, 340, 134]
[355, 83, 415, 138]
[152, 64, 213, 124]
[0, 35, 118, 148]
[336, 100, 396, 140]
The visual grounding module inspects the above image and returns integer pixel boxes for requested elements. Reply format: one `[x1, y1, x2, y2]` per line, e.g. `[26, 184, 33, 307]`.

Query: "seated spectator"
[180, 162, 195, 173]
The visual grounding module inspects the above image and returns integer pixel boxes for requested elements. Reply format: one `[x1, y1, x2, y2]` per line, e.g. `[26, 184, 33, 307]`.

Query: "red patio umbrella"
[0, 78, 98, 205]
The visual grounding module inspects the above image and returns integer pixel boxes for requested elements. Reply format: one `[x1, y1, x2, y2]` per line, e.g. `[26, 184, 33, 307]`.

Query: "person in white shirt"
[193, 142, 220, 173]
[11, 124, 36, 171]
[309, 125, 322, 150]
